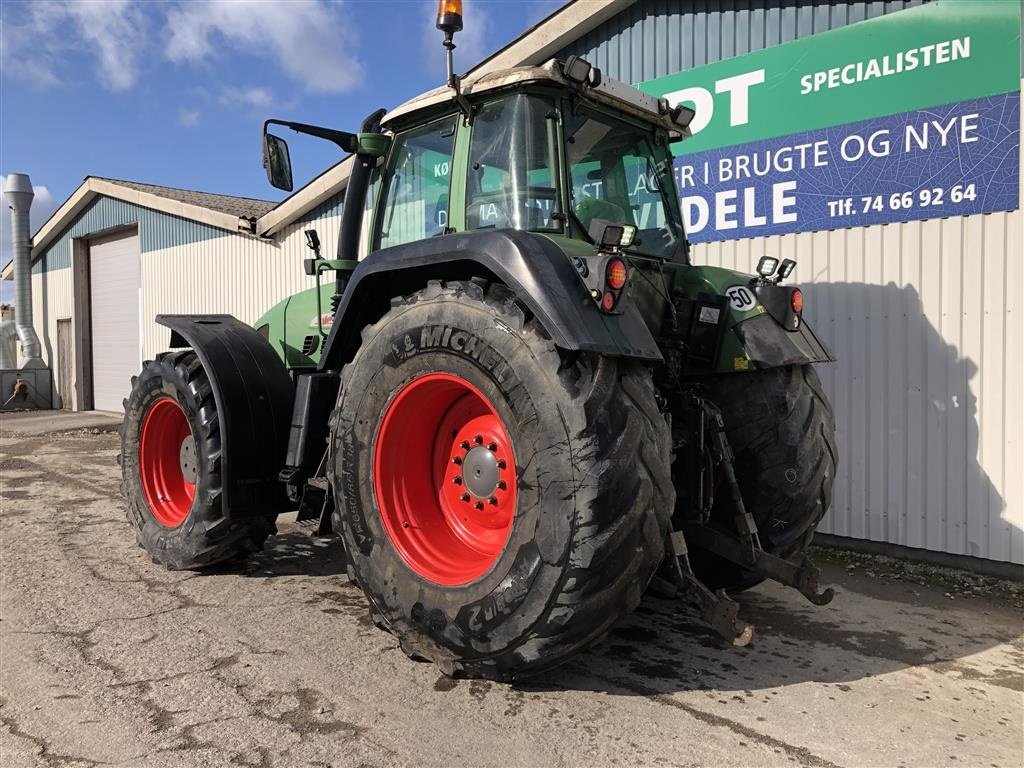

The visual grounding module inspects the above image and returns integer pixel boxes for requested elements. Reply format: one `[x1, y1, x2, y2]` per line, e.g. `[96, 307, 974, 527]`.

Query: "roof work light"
[756, 256, 780, 277]
[561, 56, 602, 87]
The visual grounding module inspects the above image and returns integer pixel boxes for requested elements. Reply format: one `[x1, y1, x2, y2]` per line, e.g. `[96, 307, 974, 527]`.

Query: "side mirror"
[262, 132, 293, 192]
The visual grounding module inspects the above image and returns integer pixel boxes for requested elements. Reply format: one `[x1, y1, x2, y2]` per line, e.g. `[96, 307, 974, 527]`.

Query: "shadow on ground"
[222, 524, 1022, 698]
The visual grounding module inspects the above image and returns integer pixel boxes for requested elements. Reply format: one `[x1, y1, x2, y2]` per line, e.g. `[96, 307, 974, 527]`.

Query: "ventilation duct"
[5, 173, 42, 362]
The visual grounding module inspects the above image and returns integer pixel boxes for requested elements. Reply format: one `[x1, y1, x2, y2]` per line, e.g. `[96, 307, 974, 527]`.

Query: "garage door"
[90, 230, 140, 412]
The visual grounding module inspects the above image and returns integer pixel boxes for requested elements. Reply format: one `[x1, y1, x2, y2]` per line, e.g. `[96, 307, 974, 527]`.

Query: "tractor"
[120, 1, 837, 680]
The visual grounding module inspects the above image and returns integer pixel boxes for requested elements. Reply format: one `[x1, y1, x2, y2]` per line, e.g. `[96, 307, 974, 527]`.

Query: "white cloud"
[166, 1, 364, 93]
[0, 181, 61, 305]
[177, 109, 201, 127]
[0, 1, 149, 91]
[219, 87, 276, 109]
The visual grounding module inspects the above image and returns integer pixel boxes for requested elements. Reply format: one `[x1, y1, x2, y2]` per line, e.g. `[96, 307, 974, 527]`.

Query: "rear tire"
[120, 351, 276, 569]
[331, 281, 673, 680]
[685, 364, 837, 591]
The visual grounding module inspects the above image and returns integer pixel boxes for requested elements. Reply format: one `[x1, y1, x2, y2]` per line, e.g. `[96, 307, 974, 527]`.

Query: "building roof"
[2, 176, 272, 279]
[94, 178, 277, 221]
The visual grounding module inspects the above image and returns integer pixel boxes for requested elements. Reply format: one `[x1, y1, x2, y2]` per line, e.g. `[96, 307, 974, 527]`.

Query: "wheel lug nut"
[452, 456, 462, 465]
[489, 496, 498, 506]
[453, 476, 462, 485]
[460, 440, 471, 450]
[460, 493, 471, 503]
[497, 480, 507, 490]
[474, 501, 484, 510]
[497, 459, 507, 469]
[474, 435, 483, 444]
[488, 442, 497, 452]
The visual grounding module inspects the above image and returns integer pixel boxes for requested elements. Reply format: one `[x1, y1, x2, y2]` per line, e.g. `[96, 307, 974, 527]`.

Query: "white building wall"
[139, 215, 340, 361]
[697, 90, 1024, 564]
[29, 266, 73, 408]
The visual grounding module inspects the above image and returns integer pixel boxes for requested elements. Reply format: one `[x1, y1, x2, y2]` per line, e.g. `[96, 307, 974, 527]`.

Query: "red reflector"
[601, 291, 617, 312]
[605, 258, 627, 290]
[791, 288, 804, 313]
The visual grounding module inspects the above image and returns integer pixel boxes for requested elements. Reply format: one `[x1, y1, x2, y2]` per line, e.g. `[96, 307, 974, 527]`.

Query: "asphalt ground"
[1, 419, 1021, 768]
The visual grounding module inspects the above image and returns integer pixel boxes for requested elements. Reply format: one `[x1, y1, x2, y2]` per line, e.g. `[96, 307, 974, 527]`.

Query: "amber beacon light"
[436, 0, 464, 34]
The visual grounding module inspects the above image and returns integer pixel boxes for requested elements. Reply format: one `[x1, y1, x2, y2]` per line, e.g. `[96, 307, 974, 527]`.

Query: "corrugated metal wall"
[559, 0, 924, 82]
[138, 210, 340, 360]
[29, 268, 73, 408]
[558, 0, 1023, 564]
[34, 196, 233, 273]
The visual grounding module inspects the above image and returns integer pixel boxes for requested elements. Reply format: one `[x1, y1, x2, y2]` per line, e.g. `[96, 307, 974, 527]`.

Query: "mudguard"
[733, 313, 835, 368]
[318, 229, 662, 371]
[157, 315, 295, 517]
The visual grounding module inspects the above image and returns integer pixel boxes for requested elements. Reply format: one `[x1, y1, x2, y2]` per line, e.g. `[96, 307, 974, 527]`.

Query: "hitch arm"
[682, 525, 835, 606]
[654, 531, 754, 646]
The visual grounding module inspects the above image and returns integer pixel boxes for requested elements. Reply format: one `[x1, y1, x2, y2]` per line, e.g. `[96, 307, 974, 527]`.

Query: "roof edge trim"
[27, 177, 247, 262]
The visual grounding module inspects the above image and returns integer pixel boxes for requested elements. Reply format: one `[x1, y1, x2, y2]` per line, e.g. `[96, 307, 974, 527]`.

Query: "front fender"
[319, 230, 662, 371]
[157, 315, 294, 517]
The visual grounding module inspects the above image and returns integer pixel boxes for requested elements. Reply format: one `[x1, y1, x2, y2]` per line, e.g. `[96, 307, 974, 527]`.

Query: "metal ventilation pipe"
[4, 173, 41, 362]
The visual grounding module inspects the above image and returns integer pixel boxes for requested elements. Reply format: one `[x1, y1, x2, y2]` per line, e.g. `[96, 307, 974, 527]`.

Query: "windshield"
[564, 107, 685, 260]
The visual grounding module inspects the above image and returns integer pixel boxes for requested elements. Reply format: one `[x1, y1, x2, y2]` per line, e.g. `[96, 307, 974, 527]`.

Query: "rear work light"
[791, 288, 804, 313]
[605, 257, 627, 290]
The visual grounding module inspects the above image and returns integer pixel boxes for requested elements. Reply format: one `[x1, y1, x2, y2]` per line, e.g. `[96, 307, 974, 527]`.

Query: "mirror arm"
[264, 119, 360, 153]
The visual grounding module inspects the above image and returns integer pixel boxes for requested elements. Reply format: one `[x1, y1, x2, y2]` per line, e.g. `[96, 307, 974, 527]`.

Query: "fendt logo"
[662, 69, 766, 136]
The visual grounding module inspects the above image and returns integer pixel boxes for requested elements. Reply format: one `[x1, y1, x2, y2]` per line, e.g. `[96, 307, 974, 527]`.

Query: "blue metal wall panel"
[34, 196, 233, 274]
[557, 0, 926, 84]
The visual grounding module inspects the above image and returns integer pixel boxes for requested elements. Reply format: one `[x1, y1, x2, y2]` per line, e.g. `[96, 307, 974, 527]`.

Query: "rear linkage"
[658, 394, 834, 646]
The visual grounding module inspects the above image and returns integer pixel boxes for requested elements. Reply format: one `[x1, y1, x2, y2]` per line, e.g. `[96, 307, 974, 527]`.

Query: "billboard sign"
[638, 0, 1021, 243]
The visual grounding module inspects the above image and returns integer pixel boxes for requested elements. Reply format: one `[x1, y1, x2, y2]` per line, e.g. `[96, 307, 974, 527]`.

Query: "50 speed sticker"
[726, 285, 757, 311]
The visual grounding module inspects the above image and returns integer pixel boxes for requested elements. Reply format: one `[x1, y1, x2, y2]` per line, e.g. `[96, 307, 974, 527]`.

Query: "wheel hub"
[460, 445, 499, 498]
[179, 435, 197, 484]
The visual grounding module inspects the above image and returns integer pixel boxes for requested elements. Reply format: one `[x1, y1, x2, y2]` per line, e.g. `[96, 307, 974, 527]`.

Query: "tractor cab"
[361, 60, 695, 266]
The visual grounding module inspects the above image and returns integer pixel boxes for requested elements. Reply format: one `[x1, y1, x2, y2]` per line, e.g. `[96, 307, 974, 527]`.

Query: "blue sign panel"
[676, 92, 1020, 243]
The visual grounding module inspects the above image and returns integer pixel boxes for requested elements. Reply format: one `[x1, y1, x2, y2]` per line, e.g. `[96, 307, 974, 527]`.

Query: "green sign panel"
[638, 0, 1021, 155]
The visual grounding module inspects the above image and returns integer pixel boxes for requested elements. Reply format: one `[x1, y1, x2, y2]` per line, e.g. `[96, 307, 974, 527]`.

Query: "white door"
[90, 230, 140, 412]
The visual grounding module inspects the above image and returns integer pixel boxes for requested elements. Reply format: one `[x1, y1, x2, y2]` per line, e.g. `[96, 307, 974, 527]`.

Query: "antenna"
[435, 0, 472, 117]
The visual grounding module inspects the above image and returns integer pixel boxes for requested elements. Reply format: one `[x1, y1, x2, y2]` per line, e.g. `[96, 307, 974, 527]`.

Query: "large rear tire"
[685, 364, 837, 591]
[120, 351, 276, 569]
[331, 281, 673, 680]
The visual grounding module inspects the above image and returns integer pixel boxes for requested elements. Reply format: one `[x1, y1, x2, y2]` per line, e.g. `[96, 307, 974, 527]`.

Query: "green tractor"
[120, 5, 836, 680]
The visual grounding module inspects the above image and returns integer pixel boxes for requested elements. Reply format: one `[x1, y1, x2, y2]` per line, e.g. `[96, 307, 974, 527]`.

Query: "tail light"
[601, 292, 617, 312]
[791, 288, 804, 313]
[605, 257, 627, 290]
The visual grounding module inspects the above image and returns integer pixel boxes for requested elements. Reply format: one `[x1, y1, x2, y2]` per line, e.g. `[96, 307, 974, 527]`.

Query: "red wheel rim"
[139, 397, 197, 528]
[373, 373, 517, 586]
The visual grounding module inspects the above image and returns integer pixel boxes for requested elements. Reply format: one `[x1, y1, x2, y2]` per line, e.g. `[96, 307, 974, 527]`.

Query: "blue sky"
[0, 0, 562, 301]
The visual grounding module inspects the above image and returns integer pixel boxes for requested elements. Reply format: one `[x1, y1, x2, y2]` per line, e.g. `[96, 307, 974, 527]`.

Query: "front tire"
[331, 281, 673, 680]
[120, 351, 276, 569]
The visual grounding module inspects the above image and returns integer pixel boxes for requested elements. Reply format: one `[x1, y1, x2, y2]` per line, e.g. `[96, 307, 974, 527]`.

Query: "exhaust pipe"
[4, 173, 41, 362]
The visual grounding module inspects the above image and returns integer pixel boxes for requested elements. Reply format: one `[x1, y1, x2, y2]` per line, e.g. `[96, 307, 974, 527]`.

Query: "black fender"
[318, 229, 662, 371]
[157, 315, 295, 517]
[732, 313, 836, 369]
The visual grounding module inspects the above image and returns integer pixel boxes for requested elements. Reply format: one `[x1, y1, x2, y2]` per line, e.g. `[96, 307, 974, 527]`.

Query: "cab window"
[465, 94, 559, 232]
[376, 116, 456, 250]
